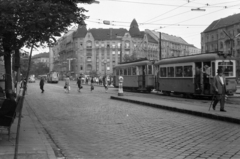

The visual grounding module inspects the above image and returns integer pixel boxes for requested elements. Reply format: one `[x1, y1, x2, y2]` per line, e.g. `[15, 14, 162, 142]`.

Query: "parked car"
[28, 76, 35, 83]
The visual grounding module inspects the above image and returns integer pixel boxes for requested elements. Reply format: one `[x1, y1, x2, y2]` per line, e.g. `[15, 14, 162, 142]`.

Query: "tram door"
[138, 65, 146, 89]
[195, 62, 202, 94]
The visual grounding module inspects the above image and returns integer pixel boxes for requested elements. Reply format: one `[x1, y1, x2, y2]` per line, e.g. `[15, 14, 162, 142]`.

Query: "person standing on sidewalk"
[90, 77, 94, 92]
[212, 68, 227, 112]
[77, 75, 82, 92]
[40, 77, 45, 93]
[103, 75, 108, 93]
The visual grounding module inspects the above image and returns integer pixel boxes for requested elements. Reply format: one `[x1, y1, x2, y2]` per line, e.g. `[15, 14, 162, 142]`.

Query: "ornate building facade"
[50, 19, 199, 79]
[201, 13, 240, 76]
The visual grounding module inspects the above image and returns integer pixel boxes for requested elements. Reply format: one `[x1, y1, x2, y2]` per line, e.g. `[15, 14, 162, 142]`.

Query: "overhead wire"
[100, 0, 240, 8]
[143, 0, 196, 23]
[153, 2, 240, 31]
[142, 0, 240, 24]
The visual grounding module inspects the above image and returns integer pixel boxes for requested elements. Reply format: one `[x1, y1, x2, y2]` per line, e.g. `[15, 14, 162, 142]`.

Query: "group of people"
[64, 75, 109, 93]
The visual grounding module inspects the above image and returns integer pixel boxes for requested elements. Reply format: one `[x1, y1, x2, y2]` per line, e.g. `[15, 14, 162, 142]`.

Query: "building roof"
[73, 21, 88, 38]
[32, 52, 49, 59]
[89, 28, 128, 40]
[145, 29, 190, 45]
[146, 34, 158, 43]
[129, 19, 142, 38]
[203, 13, 240, 33]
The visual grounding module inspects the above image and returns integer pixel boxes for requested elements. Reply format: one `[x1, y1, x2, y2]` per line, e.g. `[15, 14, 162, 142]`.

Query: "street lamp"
[66, 58, 76, 71]
[103, 60, 107, 76]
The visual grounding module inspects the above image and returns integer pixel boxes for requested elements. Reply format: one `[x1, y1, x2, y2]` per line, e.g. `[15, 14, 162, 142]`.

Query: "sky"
[28, 0, 240, 55]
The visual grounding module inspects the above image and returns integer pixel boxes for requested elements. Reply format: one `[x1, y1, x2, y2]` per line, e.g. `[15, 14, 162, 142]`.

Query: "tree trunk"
[4, 51, 13, 91]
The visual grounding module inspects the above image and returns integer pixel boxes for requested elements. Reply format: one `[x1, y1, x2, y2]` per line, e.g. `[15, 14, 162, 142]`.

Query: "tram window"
[148, 65, 152, 75]
[139, 67, 142, 75]
[119, 69, 123, 75]
[128, 68, 132, 75]
[160, 67, 167, 77]
[132, 67, 136, 75]
[175, 66, 183, 77]
[124, 69, 127, 75]
[212, 62, 215, 76]
[116, 69, 119, 75]
[218, 61, 234, 77]
[167, 67, 174, 77]
[183, 66, 192, 77]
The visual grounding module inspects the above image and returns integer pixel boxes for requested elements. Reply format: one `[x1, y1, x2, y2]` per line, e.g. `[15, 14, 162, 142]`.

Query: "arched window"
[220, 42, 223, 49]
[87, 64, 92, 71]
[125, 41, 130, 49]
[87, 41, 92, 48]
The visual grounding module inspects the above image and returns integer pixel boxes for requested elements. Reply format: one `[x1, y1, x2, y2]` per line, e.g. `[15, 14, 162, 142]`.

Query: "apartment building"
[201, 13, 240, 76]
[50, 19, 199, 78]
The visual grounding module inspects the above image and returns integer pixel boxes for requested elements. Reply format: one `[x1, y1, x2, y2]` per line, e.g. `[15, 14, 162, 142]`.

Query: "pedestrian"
[90, 77, 94, 92]
[103, 75, 108, 93]
[40, 77, 45, 93]
[20, 78, 27, 94]
[64, 76, 70, 93]
[77, 75, 82, 92]
[212, 68, 227, 112]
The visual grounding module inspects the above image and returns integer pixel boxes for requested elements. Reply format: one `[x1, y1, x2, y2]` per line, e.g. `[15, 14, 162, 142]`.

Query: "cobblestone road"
[25, 81, 240, 159]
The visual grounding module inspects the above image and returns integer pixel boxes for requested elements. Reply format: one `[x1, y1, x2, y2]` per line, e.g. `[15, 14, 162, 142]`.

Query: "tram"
[154, 53, 237, 97]
[47, 71, 59, 83]
[113, 59, 155, 92]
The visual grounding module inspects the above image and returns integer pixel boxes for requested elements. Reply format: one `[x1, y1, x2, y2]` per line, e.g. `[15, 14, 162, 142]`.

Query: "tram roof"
[114, 60, 153, 68]
[155, 53, 235, 65]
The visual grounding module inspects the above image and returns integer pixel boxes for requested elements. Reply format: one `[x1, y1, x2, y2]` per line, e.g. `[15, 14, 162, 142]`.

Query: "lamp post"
[66, 58, 76, 71]
[103, 60, 107, 76]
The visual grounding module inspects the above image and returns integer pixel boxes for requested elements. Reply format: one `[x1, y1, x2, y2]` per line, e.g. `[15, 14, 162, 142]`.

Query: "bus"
[154, 53, 237, 97]
[47, 72, 59, 83]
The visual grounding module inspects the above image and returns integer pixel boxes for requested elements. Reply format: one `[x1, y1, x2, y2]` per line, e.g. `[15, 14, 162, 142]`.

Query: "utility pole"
[159, 32, 162, 60]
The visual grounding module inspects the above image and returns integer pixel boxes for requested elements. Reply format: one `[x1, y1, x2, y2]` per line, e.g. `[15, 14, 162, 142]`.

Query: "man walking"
[212, 68, 227, 112]
[40, 77, 45, 93]
[77, 75, 82, 92]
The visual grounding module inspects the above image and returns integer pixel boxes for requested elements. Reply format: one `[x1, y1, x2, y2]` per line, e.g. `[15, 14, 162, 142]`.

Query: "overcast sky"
[29, 0, 240, 55]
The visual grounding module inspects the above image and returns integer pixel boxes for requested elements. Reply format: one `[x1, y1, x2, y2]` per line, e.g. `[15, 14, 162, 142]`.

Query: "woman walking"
[103, 75, 108, 93]
[64, 76, 70, 93]
[77, 75, 82, 92]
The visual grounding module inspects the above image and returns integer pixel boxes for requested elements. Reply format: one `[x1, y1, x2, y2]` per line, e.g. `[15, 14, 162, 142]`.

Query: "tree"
[30, 62, 49, 76]
[0, 0, 95, 90]
[123, 52, 138, 62]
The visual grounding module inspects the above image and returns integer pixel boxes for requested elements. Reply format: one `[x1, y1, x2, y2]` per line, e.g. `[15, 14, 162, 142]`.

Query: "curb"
[110, 96, 240, 125]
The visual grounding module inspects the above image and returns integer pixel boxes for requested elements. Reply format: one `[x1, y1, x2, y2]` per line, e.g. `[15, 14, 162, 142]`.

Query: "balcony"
[86, 46, 92, 50]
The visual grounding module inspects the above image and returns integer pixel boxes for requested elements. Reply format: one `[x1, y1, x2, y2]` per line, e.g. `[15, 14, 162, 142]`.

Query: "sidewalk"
[111, 92, 240, 124]
[0, 98, 57, 159]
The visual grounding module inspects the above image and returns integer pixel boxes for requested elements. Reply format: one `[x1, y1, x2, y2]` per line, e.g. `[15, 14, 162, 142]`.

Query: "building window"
[87, 57, 91, 62]
[125, 51, 129, 54]
[220, 42, 223, 49]
[107, 66, 110, 71]
[112, 43, 115, 48]
[125, 41, 130, 49]
[87, 41, 92, 48]
[118, 51, 120, 54]
[112, 51, 115, 55]
[95, 42, 99, 48]
[101, 42, 104, 47]
[117, 43, 121, 48]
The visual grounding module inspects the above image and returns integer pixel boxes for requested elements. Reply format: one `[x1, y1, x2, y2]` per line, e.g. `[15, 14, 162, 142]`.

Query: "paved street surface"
[21, 80, 240, 159]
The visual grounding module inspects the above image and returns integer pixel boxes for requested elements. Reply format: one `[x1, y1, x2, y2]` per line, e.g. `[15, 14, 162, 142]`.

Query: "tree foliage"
[122, 52, 138, 62]
[0, 0, 94, 90]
